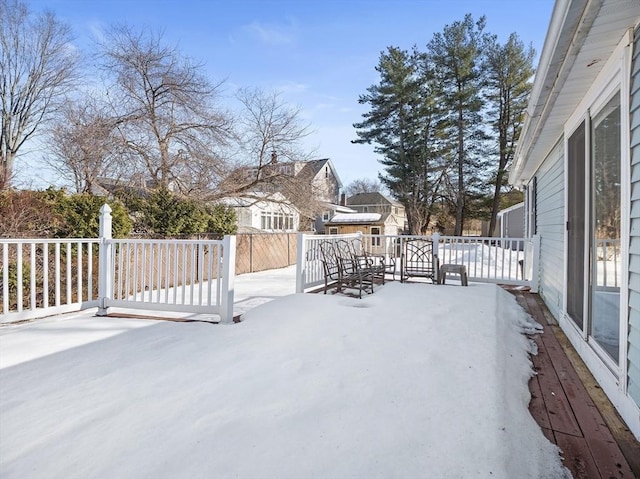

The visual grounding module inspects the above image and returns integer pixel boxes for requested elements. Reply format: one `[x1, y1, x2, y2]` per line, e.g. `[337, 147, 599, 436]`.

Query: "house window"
[371, 226, 381, 246]
[260, 212, 272, 230]
[323, 211, 330, 221]
[363, 206, 368, 212]
[328, 227, 338, 235]
[325, 166, 329, 178]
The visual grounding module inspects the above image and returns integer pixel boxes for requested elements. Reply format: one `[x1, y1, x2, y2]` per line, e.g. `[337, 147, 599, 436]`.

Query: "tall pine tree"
[353, 47, 446, 234]
[427, 14, 487, 235]
[484, 33, 534, 236]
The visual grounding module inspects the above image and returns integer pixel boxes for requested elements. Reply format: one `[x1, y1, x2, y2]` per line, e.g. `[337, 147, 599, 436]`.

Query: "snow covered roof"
[218, 191, 289, 207]
[328, 204, 357, 213]
[327, 213, 381, 224]
[346, 192, 402, 207]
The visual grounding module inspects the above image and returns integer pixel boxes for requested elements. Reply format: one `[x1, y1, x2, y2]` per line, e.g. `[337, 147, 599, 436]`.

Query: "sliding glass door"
[567, 122, 586, 330]
[590, 93, 621, 363]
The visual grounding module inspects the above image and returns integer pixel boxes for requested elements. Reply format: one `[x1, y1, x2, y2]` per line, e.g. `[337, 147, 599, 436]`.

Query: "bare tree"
[46, 96, 128, 193]
[98, 25, 233, 196]
[0, 0, 80, 189]
[220, 88, 318, 215]
[228, 88, 313, 189]
[344, 178, 381, 197]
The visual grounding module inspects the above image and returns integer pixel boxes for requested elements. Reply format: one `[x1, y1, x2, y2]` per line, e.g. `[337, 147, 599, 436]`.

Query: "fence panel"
[437, 236, 532, 285]
[296, 233, 539, 292]
[296, 233, 365, 292]
[235, 233, 297, 274]
[0, 239, 100, 323]
[104, 238, 231, 317]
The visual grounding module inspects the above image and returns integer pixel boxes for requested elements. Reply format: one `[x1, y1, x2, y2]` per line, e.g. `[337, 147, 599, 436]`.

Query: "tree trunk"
[0, 153, 14, 190]
[488, 167, 506, 237]
[454, 106, 465, 236]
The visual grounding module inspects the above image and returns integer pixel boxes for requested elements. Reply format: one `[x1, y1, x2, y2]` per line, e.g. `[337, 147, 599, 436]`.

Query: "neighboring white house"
[220, 192, 299, 233]
[509, 0, 640, 439]
[233, 158, 344, 233]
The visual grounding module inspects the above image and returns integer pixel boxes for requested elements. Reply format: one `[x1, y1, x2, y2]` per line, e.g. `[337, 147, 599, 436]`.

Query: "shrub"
[53, 193, 132, 238]
[125, 187, 237, 237]
[206, 204, 237, 236]
[0, 189, 64, 237]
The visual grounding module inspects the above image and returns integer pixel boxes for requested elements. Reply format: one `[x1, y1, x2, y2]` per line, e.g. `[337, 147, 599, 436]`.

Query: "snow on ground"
[0, 272, 569, 479]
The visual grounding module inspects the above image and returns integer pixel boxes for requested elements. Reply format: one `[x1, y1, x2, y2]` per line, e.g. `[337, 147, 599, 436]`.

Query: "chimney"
[340, 193, 346, 206]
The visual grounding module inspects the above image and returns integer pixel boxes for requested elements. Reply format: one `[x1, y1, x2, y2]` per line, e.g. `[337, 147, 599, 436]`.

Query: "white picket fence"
[296, 232, 540, 293]
[0, 205, 236, 324]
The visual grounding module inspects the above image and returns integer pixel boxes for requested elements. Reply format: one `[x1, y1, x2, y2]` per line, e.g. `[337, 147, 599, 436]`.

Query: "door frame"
[562, 33, 631, 384]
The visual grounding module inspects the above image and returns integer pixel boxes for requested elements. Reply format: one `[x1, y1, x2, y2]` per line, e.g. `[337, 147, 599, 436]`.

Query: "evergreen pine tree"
[484, 33, 535, 236]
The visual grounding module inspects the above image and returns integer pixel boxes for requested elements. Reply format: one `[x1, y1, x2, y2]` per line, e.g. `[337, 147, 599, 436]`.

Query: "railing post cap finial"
[100, 203, 112, 214]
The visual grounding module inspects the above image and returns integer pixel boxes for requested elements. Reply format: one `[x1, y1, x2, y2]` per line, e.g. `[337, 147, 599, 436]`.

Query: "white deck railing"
[1, 238, 101, 322]
[296, 233, 540, 293]
[105, 238, 235, 319]
[0, 204, 237, 324]
[295, 233, 363, 292]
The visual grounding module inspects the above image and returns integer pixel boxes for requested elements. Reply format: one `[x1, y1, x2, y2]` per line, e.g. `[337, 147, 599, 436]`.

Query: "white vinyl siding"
[627, 26, 640, 407]
[533, 138, 566, 320]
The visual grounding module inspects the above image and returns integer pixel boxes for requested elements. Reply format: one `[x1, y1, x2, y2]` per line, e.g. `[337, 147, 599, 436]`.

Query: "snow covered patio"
[0, 271, 636, 478]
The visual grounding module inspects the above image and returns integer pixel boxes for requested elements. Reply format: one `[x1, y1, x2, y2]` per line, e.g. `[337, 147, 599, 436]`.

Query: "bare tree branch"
[0, 0, 80, 189]
[45, 95, 130, 192]
[97, 24, 233, 195]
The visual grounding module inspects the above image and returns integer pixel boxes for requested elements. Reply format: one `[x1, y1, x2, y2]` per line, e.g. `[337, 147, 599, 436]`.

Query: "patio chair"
[350, 237, 389, 284]
[334, 239, 376, 298]
[400, 238, 439, 283]
[318, 240, 342, 294]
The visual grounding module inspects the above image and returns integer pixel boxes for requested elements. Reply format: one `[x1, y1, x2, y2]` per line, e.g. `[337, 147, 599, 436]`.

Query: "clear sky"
[21, 0, 556, 190]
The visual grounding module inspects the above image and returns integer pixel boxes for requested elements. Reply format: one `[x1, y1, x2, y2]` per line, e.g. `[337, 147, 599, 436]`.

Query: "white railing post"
[219, 235, 236, 323]
[531, 234, 541, 293]
[296, 233, 307, 293]
[431, 232, 441, 282]
[97, 204, 113, 316]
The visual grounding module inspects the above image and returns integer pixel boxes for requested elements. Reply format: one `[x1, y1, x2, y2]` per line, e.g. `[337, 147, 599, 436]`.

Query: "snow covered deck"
[2, 280, 569, 478]
[1, 268, 638, 478]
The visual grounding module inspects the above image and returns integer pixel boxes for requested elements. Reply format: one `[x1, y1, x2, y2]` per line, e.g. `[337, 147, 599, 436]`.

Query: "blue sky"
[23, 0, 555, 190]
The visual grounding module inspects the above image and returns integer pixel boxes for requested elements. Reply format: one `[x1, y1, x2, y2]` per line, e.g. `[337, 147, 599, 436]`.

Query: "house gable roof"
[510, 0, 640, 185]
[346, 192, 402, 207]
[296, 158, 343, 188]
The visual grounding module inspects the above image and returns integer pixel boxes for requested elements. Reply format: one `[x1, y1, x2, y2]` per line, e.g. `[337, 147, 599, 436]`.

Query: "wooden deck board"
[507, 289, 639, 479]
[540, 326, 632, 478]
[530, 332, 583, 436]
[528, 374, 552, 430]
[554, 431, 602, 479]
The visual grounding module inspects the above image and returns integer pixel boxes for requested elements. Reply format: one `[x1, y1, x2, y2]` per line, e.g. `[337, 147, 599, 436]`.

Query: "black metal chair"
[400, 238, 439, 283]
[318, 240, 342, 294]
[334, 239, 376, 298]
